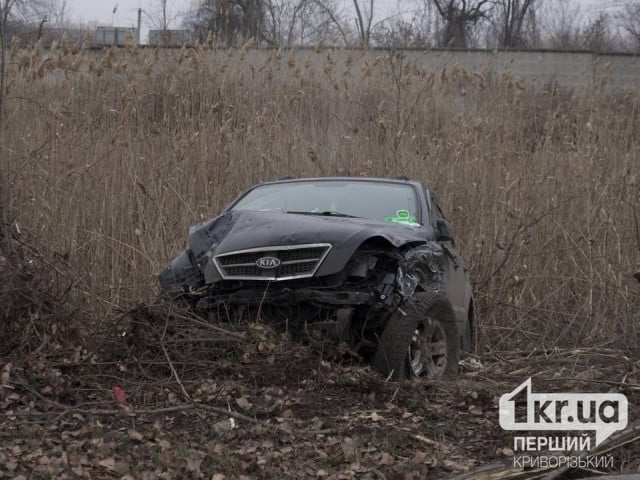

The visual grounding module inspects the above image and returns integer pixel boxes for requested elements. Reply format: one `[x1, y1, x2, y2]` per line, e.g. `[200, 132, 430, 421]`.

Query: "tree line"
[178, 0, 640, 52]
[2, 0, 640, 52]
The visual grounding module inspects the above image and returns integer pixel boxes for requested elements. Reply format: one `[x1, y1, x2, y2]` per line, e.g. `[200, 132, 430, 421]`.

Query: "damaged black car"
[159, 177, 474, 380]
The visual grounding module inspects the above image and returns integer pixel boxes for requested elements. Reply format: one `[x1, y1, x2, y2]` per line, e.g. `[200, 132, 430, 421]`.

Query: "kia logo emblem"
[255, 256, 281, 269]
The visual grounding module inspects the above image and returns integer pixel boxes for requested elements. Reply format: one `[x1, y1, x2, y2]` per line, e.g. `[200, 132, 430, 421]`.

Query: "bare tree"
[540, 0, 583, 50]
[262, 0, 313, 46]
[146, 0, 175, 45]
[189, 0, 372, 47]
[432, 0, 493, 48]
[617, 1, 640, 51]
[352, 0, 373, 46]
[312, 0, 352, 46]
[372, 1, 438, 49]
[147, 0, 171, 31]
[308, 0, 376, 47]
[186, 0, 266, 46]
[373, 18, 431, 48]
[278, 0, 339, 46]
[583, 12, 611, 52]
[45, 0, 65, 26]
[491, 0, 536, 48]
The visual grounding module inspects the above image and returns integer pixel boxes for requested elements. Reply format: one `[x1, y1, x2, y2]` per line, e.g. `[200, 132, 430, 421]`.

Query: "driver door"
[429, 196, 468, 323]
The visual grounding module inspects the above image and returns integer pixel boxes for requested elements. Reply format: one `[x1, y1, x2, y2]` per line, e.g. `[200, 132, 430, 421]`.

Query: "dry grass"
[3, 41, 639, 352]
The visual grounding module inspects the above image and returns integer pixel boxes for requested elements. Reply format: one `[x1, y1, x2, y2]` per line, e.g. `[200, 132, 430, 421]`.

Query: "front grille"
[214, 244, 331, 281]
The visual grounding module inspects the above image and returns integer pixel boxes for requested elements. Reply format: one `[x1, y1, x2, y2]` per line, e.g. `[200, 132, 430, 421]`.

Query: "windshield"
[231, 180, 420, 223]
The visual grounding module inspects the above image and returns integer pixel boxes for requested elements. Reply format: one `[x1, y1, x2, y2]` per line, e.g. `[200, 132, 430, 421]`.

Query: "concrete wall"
[94, 27, 138, 47]
[396, 50, 640, 92]
[233, 48, 640, 93]
[148, 30, 194, 47]
[74, 46, 640, 93]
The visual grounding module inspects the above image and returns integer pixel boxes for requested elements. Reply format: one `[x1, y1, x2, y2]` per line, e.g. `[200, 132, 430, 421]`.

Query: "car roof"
[258, 176, 426, 189]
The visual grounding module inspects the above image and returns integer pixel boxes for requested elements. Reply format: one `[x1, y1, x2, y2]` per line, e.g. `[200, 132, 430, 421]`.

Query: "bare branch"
[431, 0, 493, 47]
[313, 0, 350, 46]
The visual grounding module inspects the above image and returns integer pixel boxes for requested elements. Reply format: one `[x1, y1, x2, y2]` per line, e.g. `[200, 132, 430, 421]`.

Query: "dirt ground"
[1, 304, 639, 480]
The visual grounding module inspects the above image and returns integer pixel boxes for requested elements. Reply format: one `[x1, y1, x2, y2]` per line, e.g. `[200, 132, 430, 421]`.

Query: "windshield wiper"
[287, 210, 360, 219]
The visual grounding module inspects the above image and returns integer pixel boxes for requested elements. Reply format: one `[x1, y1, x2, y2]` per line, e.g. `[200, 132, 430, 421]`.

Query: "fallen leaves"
[369, 411, 384, 422]
[468, 405, 483, 416]
[97, 457, 116, 470]
[40, 385, 53, 395]
[341, 437, 358, 460]
[379, 452, 395, 466]
[443, 459, 471, 472]
[185, 450, 205, 474]
[413, 451, 434, 464]
[159, 450, 179, 469]
[2, 326, 637, 480]
[235, 396, 252, 411]
[500, 447, 515, 457]
[213, 418, 236, 434]
[127, 429, 144, 442]
[1, 363, 12, 385]
[113, 386, 126, 405]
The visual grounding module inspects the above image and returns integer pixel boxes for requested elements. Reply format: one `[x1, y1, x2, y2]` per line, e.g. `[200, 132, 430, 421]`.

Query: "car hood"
[187, 209, 435, 277]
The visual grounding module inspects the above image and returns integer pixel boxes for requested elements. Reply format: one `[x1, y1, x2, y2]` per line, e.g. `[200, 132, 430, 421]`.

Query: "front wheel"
[373, 291, 460, 380]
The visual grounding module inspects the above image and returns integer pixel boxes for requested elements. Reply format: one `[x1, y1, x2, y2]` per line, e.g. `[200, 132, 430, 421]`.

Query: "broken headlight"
[202, 243, 222, 284]
[349, 254, 379, 278]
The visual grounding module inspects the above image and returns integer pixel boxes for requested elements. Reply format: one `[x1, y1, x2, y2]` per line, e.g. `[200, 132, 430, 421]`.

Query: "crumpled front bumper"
[195, 287, 375, 310]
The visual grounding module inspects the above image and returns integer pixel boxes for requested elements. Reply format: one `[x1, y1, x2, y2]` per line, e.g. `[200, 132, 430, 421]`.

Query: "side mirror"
[436, 219, 454, 242]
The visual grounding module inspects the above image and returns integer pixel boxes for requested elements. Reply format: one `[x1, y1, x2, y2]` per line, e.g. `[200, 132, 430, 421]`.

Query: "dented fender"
[397, 243, 445, 298]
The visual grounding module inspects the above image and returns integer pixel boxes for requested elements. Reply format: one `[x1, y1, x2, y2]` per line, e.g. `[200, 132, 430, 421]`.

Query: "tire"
[373, 291, 461, 380]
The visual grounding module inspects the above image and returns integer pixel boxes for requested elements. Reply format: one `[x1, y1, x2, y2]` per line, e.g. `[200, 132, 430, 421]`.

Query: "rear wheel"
[373, 291, 460, 380]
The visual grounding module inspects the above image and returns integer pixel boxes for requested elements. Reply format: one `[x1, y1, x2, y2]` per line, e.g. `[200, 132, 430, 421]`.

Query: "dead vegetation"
[1, 304, 639, 478]
[0, 222, 85, 358]
[0, 221, 638, 478]
[0, 41, 639, 478]
[3, 42, 639, 351]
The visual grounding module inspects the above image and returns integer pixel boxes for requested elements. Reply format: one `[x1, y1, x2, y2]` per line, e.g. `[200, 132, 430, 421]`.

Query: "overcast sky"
[65, 0, 195, 28]
[64, 0, 611, 32]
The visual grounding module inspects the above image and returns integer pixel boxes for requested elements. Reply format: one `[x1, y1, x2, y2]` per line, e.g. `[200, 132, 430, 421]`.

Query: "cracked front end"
[158, 209, 445, 352]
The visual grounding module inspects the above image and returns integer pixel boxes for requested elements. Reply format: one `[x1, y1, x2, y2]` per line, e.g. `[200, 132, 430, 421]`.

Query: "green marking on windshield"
[384, 209, 420, 227]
